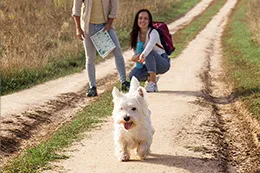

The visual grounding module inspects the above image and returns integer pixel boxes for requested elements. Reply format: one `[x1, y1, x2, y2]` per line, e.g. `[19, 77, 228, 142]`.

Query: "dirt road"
[1, 0, 259, 172]
[41, 0, 259, 172]
[0, 0, 214, 164]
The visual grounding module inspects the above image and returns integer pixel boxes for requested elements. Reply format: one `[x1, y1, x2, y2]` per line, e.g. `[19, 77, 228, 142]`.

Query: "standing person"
[72, 0, 130, 97]
[129, 9, 171, 92]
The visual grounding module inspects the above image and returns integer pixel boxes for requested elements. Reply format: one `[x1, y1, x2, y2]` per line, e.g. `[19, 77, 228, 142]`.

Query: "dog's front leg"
[114, 139, 130, 161]
[137, 141, 151, 160]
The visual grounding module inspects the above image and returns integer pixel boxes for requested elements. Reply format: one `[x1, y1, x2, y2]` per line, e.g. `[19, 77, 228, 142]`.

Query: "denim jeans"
[83, 23, 126, 87]
[129, 51, 170, 81]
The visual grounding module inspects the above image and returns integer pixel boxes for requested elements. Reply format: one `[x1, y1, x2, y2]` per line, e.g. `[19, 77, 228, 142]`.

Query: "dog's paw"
[137, 152, 147, 160]
[137, 146, 149, 160]
[119, 154, 130, 162]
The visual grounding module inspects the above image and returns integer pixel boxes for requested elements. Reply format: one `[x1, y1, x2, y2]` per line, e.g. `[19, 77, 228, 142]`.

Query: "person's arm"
[109, 0, 118, 19]
[104, 18, 114, 31]
[72, 0, 84, 40]
[141, 30, 160, 58]
[138, 30, 160, 62]
[104, 0, 118, 31]
[73, 16, 84, 40]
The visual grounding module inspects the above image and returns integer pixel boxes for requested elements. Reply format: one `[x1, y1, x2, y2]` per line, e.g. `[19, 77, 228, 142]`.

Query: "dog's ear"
[112, 86, 122, 99]
[137, 87, 148, 100]
[129, 76, 140, 93]
[138, 87, 144, 97]
[136, 87, 149, 107]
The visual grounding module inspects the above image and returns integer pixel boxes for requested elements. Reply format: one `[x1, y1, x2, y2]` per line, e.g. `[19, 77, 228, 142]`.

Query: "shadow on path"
[135, 153, 220, 172]
[158, 88, 260, 105]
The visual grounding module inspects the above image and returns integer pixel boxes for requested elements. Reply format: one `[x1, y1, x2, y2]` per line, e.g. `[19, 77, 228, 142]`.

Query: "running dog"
[112, 77, 154, 161]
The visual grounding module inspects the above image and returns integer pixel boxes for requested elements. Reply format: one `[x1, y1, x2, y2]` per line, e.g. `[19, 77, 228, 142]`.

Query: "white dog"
[112, 77, 154, 161]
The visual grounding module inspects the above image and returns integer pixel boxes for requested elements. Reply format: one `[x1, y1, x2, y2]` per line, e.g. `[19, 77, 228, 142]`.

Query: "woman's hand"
[76, 28, 84, 40]
[104, 18, 113, 31]
[139, 54, 145, 63]
[103, 23, 111, 32]
[131, 54, 140, 62]
[131, 54, 145, 63]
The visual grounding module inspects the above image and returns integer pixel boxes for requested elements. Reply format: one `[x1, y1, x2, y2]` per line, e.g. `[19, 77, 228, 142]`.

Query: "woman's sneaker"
[145, 81, 158, 92]
[87, 86, 98, 97]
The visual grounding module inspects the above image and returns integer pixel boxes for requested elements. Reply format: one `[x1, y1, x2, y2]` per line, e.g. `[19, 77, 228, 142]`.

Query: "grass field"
[222, 0, 260, 119]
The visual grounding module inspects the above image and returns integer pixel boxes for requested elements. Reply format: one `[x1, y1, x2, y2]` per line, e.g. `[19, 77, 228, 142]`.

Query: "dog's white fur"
[112, 77, 154, 161]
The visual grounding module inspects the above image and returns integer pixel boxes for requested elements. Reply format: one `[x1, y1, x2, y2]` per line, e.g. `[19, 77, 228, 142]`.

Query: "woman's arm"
[72, 0, 84, 40]
[73, 16, 84, 40]
[141, 29, 160, 58]
[104, 0, 118, 31]
[109, 0, 119, 19]
[72, 0, 82, 17]
[104, 18, 114, 31]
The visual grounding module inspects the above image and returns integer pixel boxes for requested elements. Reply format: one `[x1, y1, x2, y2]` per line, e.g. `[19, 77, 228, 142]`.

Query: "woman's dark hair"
[130, 9, 154, 50]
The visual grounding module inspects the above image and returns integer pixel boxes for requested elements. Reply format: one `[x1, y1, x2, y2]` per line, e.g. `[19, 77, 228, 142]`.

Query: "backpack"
[152, 21, 175, 55]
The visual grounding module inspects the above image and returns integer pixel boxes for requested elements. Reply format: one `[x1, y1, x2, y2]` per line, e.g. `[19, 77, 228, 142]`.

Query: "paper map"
[90, 29, 116, 58]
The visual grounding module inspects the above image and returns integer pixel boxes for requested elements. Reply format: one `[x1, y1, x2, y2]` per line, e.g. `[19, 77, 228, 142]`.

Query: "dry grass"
[0, 0, 177, 78]
[0, 0, 81, 76]
[116, 0, 178, 29]
[1, 0, 258, 83]
[247, 0, 260, 44]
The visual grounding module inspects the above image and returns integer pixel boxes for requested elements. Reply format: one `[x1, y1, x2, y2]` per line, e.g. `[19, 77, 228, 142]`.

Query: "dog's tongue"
[124, 122, 133, 130]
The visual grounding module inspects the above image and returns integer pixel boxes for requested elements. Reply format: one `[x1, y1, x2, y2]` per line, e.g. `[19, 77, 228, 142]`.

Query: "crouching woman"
[129, 9, 170, 92]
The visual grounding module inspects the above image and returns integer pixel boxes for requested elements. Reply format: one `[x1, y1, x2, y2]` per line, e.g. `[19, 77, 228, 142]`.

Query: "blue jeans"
[84, 23, 126, 87]
[129, 51, 170, 81]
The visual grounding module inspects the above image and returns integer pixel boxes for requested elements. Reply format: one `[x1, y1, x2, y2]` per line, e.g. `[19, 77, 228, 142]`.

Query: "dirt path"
[1, 0, 259, 172]
[0, 0, 214, 166]
[40, 0, 254, 172]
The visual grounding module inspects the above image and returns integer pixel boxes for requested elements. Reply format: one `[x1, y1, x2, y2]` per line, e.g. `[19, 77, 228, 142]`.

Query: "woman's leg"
[84, 24, 98, 88]
[109, 28, 127, 83]
[144, 51, 170, 92]
[145, 51, 170, 83]
[155, 53, 170, 74]
[148, 72, 156, 83]
[129, 65, 148, 82]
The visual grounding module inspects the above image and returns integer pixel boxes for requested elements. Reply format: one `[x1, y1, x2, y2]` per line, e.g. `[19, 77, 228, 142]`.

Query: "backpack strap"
[148, 29, 165, 50]
[156, 43, 164, 50]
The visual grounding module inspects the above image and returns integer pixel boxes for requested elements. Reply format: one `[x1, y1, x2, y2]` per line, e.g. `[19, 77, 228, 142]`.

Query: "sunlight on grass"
[222, 0, 260, 119]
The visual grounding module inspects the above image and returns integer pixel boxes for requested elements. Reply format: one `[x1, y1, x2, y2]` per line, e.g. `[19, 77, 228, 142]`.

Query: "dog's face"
[112, 77, 150, 131]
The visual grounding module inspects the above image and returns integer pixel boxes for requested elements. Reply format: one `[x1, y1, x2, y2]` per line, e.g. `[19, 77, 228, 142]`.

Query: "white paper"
[90, 29, 116, 58]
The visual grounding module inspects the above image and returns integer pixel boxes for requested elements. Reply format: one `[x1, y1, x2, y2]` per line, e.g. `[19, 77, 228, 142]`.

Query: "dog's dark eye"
[132, 107, 136, 111]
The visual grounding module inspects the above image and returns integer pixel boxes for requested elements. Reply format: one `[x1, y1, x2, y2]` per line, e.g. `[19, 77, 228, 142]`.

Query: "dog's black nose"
[124, 116, 130, 122]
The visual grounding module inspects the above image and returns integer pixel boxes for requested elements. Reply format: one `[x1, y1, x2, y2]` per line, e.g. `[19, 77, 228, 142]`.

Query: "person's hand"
[131, 54, 140, 62]
[139, 54, 145, 63]
[76, 27, 84, 40]
[131, 54, 145, 63]
[103, 23, 111, 32]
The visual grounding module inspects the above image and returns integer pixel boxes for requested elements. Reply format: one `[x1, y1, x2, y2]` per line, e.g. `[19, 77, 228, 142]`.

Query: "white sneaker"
[145, 81, 158, 92]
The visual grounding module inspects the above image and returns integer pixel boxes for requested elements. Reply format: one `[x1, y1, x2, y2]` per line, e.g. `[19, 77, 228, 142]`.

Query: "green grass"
[2, 0, 228, 172]
[222, 0, 260, 119]
[172, 0, 226, 58]
[153, 0, 202, 22]
[3, 88, 114, 173]
[1, 53, 85, 95]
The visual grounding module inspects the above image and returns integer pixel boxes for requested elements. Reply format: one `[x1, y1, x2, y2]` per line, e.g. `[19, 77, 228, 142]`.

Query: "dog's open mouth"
[124, 122, 134, 130]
